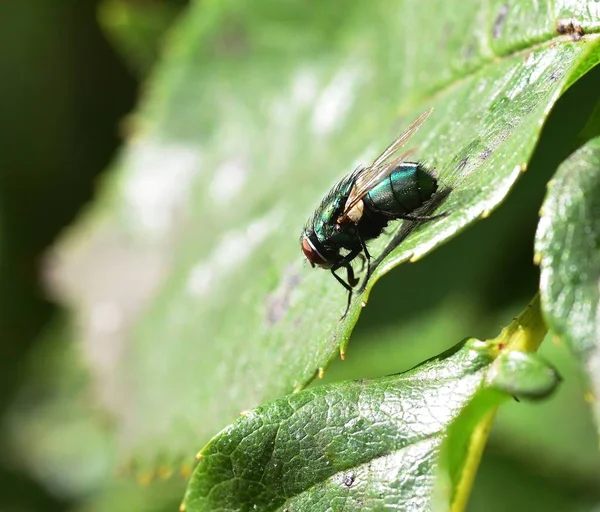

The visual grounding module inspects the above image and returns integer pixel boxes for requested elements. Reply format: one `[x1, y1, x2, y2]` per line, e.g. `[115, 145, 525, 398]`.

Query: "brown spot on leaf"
[549, 71, 562, 82]
[213, 18, 251, 56]
[464, 42, 475, 59]
[556, 18, 585, 41]
[343, 472, 356, 488]
[493, 4, 509, 39]
[479, 148, 492, 160]
[265, 265, 302, 325]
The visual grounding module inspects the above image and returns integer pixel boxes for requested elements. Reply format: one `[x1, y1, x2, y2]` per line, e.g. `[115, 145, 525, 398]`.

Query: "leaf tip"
[179, 502, 187, 512]
[195, 451, 204, 461]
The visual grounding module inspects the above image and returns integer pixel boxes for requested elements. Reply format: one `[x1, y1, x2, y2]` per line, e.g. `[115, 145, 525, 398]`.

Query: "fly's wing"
[376, 146, 418, 173]
[371, 109, 433, 168]
[339, 109, 433, 222]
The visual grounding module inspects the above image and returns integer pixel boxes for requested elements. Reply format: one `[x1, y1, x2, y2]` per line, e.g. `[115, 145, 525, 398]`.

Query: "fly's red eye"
[301, 237, 327, 267]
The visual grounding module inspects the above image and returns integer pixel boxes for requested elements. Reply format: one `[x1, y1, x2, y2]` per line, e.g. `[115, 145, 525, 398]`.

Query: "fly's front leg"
[330, 247, 362, 289]
[331, 247, 361, 319]
[330, 266, 354, 292]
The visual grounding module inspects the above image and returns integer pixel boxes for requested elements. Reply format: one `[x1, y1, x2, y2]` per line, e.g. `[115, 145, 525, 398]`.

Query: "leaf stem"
[493, 293, 547, 353]
[450, 293, 548, 512]
[450, 409, 496, 512]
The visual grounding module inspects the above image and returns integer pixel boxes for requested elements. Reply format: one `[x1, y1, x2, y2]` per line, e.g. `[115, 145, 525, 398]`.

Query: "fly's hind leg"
[397, 211, 449, 222]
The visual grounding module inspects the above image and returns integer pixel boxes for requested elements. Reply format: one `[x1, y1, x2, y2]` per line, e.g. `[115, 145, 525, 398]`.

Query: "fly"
[300, 108, 445, 318]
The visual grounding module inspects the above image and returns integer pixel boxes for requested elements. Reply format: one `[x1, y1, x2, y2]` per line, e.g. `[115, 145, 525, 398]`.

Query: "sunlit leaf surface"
[24, 0, 600, 479]
[182, 338, 559, 511]
[536, 136, 600, 433]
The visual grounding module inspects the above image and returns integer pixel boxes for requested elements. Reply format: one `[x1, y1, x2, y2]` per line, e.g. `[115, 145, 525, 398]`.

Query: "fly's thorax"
[364, 162, 438, 216]
[311, 175, 357, 243]
[344, 198, 364, 223]
[314, 213, 359, 248]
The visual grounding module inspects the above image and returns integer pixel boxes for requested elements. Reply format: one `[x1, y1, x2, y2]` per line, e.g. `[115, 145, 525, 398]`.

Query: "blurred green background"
[1, 1, 600, 511]
[0, 1, 138, 510]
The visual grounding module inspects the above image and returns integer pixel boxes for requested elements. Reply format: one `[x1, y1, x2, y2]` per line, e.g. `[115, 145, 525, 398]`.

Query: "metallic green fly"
[300, 109, 444, 317]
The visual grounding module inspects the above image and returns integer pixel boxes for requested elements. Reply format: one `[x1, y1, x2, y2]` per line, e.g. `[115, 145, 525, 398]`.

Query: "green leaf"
[536, 136, 600, 431]
[44, 0, 600, 472]
[183, 339, 493, 511]
[182, 333, 559, 511]
[486, 351, 559, 400]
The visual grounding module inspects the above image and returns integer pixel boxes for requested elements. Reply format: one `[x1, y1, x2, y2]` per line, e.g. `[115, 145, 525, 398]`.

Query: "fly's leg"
[355, 253, 367, 272]
[344, 261, 359, 288]
[330, 266, 354, 321]
[331, 247, 361, 319]
[357, 234, 371, 280]
[331, 247, 361, 289]
[397, 211, 449, 222]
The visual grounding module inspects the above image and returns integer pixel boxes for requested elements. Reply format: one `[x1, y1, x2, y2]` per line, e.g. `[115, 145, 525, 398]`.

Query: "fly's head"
[300, 219, 357, 270]
[300, 228, 333, 269]
[301, 173, 357, 269]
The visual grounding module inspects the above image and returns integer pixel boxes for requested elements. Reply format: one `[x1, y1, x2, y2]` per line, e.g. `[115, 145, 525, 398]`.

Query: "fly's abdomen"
[364, 163, 437, 216]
